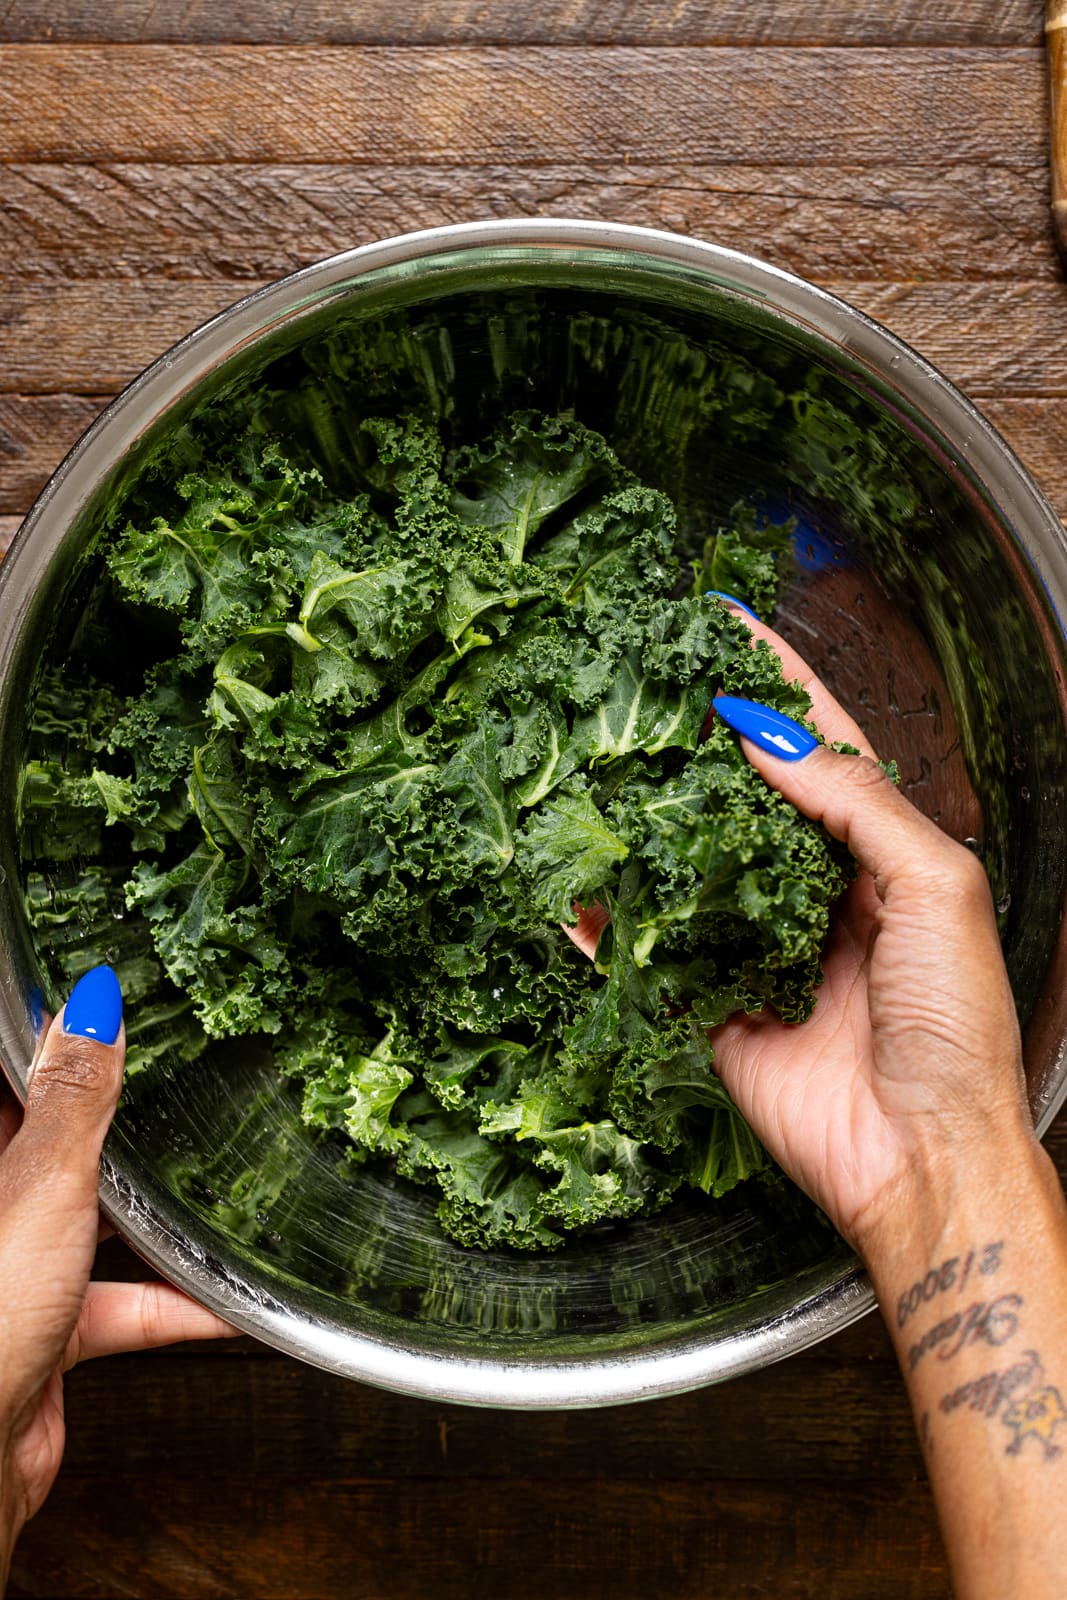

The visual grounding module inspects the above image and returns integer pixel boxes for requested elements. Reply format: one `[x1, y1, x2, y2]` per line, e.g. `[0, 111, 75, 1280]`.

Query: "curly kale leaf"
[515, 779, 630, 924]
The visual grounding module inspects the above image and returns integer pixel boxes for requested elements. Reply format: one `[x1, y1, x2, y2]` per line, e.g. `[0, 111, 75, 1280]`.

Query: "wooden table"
[2, 4, 1066, 1596]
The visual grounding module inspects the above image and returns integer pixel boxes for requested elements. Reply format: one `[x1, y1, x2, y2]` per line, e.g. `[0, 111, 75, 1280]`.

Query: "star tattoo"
[1002, 1386, 1067, 1460]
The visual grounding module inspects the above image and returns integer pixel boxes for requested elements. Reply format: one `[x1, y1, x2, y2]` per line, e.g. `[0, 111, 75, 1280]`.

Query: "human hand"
[707, 612, 1036, 1260]
[0, 966, 234, 1578]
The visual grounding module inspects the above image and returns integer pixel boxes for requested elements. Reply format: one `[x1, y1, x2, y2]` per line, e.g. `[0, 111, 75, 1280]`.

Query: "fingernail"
[706, 590, 760, 621]
[63, 964, 123, 1045]
[712, 695, 818, 761]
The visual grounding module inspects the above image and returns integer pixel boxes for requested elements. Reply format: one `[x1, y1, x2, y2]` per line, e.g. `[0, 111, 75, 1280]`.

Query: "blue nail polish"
[63, 964, 123, 1045]
[28, 986, 47, 1037]
[706, 590, 760, 621]
[713, 695, 819, 761]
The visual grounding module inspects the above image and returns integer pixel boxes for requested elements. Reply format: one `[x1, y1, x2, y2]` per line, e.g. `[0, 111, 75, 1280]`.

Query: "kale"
[20, 409, 849, 1250]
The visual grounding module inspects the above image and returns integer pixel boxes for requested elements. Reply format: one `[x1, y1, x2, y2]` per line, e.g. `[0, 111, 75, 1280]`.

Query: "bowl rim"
[2, 217, 1066, 1407]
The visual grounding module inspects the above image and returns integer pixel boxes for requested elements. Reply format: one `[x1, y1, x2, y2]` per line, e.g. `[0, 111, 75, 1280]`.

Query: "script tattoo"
[900, 1240, 1067, 1461]
[935, 1349, 1067, 1461]
[897, 1241, 1003, 1330]
[908, 1294, 1022, 1372]
[940, 1349, 1043, 1419]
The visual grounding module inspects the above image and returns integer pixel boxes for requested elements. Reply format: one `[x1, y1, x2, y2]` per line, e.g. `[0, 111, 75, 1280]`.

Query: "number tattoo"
[897, 1240, 1003, 1330]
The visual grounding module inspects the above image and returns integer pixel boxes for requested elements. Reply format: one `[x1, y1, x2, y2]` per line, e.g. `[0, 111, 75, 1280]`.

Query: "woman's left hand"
[0, 966, 234, 1582]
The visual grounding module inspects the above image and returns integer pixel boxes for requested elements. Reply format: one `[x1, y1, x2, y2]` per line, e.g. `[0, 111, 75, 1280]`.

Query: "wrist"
[851, 1117, 1060, 1292]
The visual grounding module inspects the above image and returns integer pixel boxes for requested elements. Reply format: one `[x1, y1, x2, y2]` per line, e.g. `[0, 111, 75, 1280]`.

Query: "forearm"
[861, 1127, 1067, 1598]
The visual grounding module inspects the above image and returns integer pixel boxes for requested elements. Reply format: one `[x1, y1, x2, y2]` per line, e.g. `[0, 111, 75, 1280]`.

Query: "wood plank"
[0, 393, 107, 510]
[2, 279, 1065, 399]
[1, 160, 1057, 284]
[0, 0, 1043, 48]
[0, 46, 1048, 166]
[8, 1476, 952, 1600]
[0, 280, 255, 392]
[0, 514, 20, 551]
[56, 1345, 921, 1481]
[843, 281, 1067, 397]
[980, 396, 1067, 516]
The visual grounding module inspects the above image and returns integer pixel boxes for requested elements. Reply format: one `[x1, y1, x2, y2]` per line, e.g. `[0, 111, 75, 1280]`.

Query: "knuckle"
[31, 1038, 119, 1100]
[949, 845, 994, 904]
[139, 1284, 168, 1346]
[838, 753, 891, 795]
[925, 842, 993, 909]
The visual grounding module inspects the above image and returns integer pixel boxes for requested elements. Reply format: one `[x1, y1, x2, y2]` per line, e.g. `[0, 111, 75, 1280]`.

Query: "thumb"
[712, 696, 979, 897]
[0, 966, 125, 1395]
[22, 964, 125, 1190]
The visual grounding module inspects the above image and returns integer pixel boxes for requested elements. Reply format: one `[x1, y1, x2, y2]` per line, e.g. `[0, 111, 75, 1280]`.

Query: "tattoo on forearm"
[939, 1348, 1043, 1418]
[897, 1241, 1003, 1330]
[908, 1294, 1022, 1372]
[899, 1241, 1067, 1463]
[937, 1350, 1067, 1458]
[1002, 1386, 1067, 1459]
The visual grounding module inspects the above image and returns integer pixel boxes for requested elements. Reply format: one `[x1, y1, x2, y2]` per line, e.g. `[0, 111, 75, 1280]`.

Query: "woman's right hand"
[707, 615, 1038, 1261]
[716, 617, 1067, 1600]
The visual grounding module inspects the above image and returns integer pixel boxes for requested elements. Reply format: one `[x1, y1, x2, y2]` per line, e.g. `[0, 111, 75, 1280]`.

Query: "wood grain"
[835, 280, 1067, 395]
[2, 278, 1065, 398]
[2, 160, 1057, 284]
[54, 1347, 921, 1482]
[8, 1476, 952, 1600]
[0, 0, 1043, 48]
[0, 46, 1048, 166]
[982, 396, 1067, 513]
[0, 394, 107, 509]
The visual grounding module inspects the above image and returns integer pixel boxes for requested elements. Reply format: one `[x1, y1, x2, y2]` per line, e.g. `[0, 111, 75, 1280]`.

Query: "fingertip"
[26, 965, 125, 1098]
[717, 617, 881, 761]
[562, 902, 611, 962]
[742, 735, 951, 889]
[25, 985, 126, 1128]
[742, 736, 877, 805]
[70, 1280, 241, 1365]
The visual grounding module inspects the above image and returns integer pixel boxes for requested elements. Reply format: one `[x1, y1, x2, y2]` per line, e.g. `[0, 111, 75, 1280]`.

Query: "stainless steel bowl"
[2, 219, 1067, 1408]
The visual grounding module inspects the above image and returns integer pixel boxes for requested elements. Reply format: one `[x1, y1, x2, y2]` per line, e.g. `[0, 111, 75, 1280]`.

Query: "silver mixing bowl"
[2, 219, 1067, 1408]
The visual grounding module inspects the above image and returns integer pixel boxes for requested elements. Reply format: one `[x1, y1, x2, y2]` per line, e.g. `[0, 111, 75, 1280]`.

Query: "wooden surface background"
[2, 4, 1067, 1597]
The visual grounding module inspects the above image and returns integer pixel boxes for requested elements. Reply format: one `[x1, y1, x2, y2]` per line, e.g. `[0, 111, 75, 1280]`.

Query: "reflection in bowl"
[1, 221, 1066, 1407]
